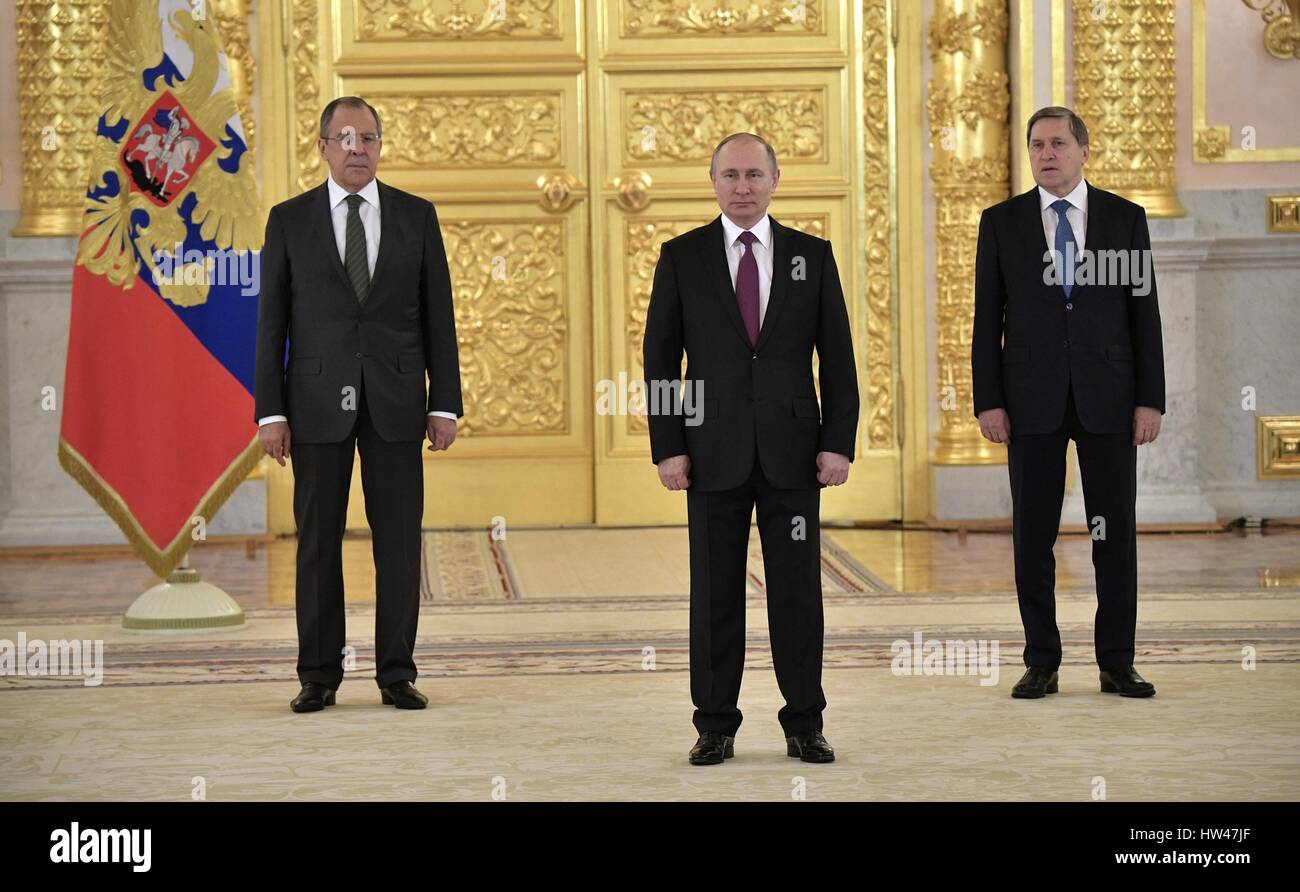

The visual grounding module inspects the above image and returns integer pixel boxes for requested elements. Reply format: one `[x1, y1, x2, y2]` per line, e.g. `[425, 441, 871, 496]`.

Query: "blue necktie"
[1052, 198, 1076, 298]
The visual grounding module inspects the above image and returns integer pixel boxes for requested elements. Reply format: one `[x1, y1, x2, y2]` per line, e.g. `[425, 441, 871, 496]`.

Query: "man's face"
[711, 139, 779, 228]
[318, 105, 382, 191]
[1028, 116, 1088, 196]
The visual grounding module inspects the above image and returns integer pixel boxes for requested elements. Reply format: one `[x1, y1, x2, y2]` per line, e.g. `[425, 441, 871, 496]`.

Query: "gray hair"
[1026, 106, 1089, 147]
[710, 132, 779, 176]
[320, 96, 383, 139]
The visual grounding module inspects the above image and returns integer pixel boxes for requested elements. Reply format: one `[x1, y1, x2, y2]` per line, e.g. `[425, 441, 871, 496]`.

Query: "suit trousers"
[290, 376, 424, 689]
[685, 450, 825, 737]
[1007, 387, 1138, 670]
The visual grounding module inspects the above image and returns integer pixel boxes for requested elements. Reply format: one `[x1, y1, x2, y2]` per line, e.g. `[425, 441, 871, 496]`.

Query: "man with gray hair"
[644, 132, 860, 764]
[972, 106, 1166, 700]
[255, 96, 463, 713]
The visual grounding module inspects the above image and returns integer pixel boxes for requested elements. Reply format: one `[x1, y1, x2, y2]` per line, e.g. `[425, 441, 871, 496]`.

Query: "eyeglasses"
[321, 133, 382, 149]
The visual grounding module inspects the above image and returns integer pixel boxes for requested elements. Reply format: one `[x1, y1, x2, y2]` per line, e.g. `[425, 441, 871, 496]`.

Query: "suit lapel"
[313, 182, 351, 292]
[754, 216, 790, 351]
[702, 216, 754, 349]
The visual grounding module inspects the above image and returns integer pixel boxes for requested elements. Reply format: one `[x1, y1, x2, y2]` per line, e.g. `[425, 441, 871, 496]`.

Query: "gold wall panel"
[603, 0, 845, 60]
[862, 0, 892, 450]
[1257, 415, 1300, 480]
[441, 218, 570, 436]
[1073, 0, 1184, 216]
[928, 0, 1011, 466]
[604, 70, 847, 192]
[338, 0, 581, 64]
[318, 75, 584, 198]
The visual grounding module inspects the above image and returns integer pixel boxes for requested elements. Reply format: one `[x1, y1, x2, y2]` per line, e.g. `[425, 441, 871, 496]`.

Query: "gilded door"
[258, 1, 904, 531]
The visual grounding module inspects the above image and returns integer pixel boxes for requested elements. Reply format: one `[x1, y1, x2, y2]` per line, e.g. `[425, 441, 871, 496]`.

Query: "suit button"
[355, 352, 363, 358]
[1065, 302, 1073, 310]
[1062, 339, 1070, 348]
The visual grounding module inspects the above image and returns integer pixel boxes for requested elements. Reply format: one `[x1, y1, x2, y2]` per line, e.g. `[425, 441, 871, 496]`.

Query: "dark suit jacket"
[971, 181, 1165, 436]
[254, 179, 463, 444]
[642, 216, 859, 491]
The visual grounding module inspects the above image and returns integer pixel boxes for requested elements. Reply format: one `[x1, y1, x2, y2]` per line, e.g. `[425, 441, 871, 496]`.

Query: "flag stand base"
[122, 560, 246, 632]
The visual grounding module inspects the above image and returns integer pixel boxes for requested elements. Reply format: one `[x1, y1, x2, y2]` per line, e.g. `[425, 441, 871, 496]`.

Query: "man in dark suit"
[972, 106, 1165, 700]
[643, 133, 859, 764]
[255, 96, 463, 713]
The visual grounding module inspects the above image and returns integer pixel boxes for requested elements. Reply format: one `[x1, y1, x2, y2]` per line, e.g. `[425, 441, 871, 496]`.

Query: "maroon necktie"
[735, 230, 760, 345]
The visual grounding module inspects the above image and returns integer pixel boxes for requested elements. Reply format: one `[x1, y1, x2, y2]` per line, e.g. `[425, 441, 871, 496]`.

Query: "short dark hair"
[320, 96, 382, 139]
[710, 132, 779, 176]
[1026, 106, 1088, 147]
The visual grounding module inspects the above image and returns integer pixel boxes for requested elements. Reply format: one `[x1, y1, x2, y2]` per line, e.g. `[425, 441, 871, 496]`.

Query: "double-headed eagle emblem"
[77, 0, 261, 307]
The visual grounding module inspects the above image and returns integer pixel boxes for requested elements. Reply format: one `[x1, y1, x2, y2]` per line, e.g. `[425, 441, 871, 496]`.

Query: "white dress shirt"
[258, 174, 456, 426]
[1038, 177, 1089, 283]
[720, 212, 774, 328]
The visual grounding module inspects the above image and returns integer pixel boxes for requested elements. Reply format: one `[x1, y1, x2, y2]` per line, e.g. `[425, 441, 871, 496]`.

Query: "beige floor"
[1, 527, 1298, 801]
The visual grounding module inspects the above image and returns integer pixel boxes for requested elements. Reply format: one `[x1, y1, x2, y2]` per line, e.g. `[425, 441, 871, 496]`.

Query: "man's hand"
[427, 415, 458, 452]
[657, 454, 691, 491]
[1133, 406, 1162, 446]
[259, 421, 291, 467]
[978, 408, 1011, 444]
[816, 452, 851, 486]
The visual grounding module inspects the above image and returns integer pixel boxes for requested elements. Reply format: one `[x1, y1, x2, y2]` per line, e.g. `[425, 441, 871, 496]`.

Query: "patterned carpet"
[1, 528, 1297, 800]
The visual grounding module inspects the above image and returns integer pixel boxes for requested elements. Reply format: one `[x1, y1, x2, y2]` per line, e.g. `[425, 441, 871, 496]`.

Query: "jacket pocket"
[792, 397, 821, 419]
[1106, 344, 1133, 361]
[287, 356, 321, 375]
[398, 351, 425, 373]
[1002, 344, 1030, 364]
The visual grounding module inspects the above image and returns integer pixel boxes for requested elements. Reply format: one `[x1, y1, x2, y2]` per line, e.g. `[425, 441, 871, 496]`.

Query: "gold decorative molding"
[443, 219, 569, 435]
[1073, 0, 1184, 217]
[13, 0, 110, 237]
[624, 89, 825, 164]
[367, 93, 562, 167]
[1239, 0, 1300, 60]
[862, 0, 893, 450]
[212, 0, 257, 156]
[292, 0, 323, 193]
[1267, 194, 1300, 232]
[928, 0, 1010, 465]
[1257, 415, 1300, 479]
[1194, 0, 1300, 163]
[622, 0, 822, 36]
[356, 0, 560, 40]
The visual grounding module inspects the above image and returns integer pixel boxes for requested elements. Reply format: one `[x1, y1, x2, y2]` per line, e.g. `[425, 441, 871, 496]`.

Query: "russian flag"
[59, 0, 262, 577]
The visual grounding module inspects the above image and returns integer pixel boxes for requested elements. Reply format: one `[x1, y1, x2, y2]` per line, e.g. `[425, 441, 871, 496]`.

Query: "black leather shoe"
[290, 682, 336, 713]
[1011, 666, 1059, 699]
[688, 731, 735, 765]
[786, 731, 835, 763]
[1100, 665, 1155, 698]
[380, 680, 428, 709]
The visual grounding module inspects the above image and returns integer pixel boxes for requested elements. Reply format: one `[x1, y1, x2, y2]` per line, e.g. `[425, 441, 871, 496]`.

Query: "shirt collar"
[1038, 177, 1089, 215]
[720, 212, 772, 251]
[327, 174, 380, 210]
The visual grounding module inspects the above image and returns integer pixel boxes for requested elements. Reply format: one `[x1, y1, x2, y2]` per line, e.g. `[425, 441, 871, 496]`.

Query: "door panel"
[258, 0, 902, 531]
